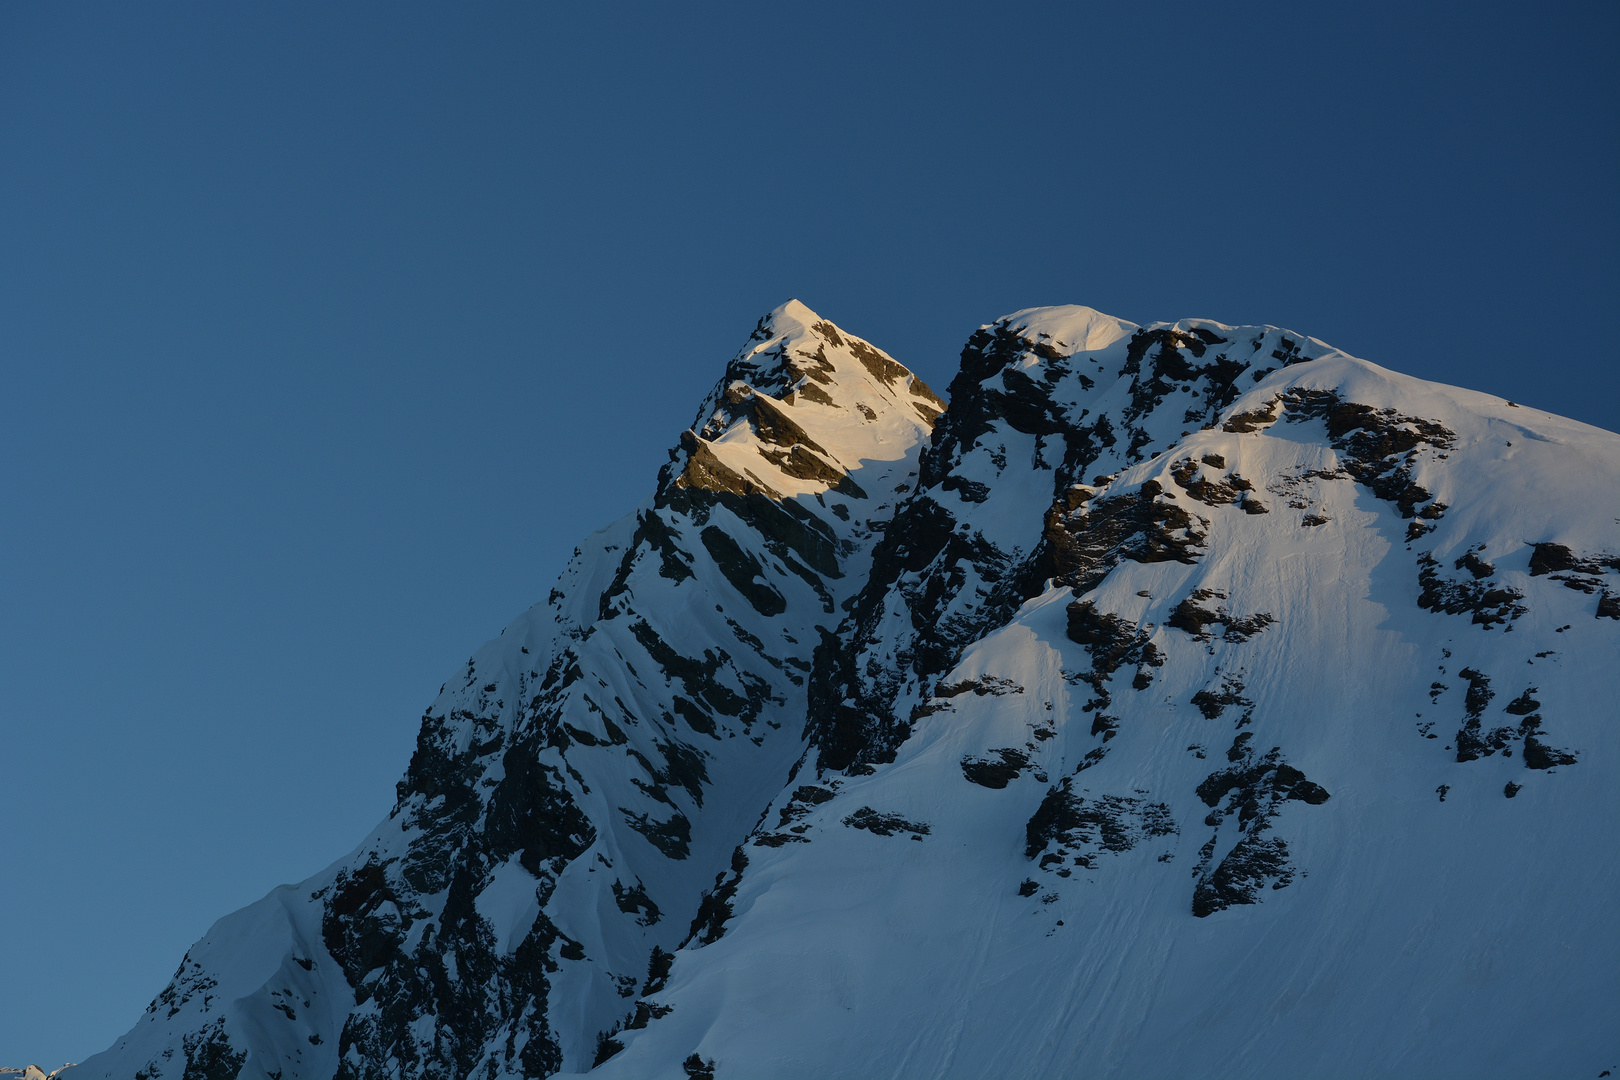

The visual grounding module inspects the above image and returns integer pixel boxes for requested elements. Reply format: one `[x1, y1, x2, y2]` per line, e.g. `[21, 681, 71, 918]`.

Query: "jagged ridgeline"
[74, 303, 1619, 1080]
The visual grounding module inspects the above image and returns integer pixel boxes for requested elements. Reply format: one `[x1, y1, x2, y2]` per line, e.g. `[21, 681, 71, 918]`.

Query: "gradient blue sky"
[2, 1, 1616, 1065]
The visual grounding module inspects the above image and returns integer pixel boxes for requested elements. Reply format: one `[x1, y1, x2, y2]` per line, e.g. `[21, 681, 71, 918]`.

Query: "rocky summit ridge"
[69, 302, 1619, 1080]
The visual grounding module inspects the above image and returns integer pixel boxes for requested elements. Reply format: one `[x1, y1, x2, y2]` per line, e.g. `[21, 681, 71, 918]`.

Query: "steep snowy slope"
[591, 309, 1620, 1079]
[68, 301, 943, 1079]
[70, 304, 1618, 1080]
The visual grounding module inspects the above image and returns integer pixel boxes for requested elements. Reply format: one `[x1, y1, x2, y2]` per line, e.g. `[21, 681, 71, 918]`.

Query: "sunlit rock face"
[72, 302, 1620, 1080]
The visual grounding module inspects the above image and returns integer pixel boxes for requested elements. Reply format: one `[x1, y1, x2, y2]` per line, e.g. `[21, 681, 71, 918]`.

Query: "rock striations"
[70, 302, 1619, 1079]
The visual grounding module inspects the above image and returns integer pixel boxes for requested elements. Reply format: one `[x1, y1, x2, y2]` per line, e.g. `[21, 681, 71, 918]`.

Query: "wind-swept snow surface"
[71, 304, 1618, 1080]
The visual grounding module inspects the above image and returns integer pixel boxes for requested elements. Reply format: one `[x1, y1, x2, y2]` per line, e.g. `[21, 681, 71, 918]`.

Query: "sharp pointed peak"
[767, 298, 823, 324]
[735, 301, 912, 387]
[744, 299, 825, 345]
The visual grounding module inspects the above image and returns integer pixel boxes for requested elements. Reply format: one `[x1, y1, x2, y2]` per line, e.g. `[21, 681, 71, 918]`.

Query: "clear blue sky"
[2, 1, 1615, 1065]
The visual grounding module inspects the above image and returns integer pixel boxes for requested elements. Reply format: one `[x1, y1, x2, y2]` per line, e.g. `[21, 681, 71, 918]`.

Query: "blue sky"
[2, 1, 1615, 1065]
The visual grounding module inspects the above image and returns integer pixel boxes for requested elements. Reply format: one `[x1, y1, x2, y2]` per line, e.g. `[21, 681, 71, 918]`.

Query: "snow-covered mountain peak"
[691, 298, 941, 418]
[67, 301, 1620, 1080]
[663, 302, 942, 510]
[992, 304, 1140, 357]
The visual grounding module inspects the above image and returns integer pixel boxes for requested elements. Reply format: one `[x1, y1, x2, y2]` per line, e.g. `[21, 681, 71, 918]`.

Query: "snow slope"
[69, 305, 1619, 1080]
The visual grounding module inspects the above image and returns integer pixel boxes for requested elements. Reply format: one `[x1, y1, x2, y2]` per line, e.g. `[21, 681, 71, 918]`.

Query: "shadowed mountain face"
[73, 303, 1620, 1080]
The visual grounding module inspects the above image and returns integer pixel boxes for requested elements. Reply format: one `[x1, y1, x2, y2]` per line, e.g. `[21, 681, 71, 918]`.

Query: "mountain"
[69, 302, 1619, 1079]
